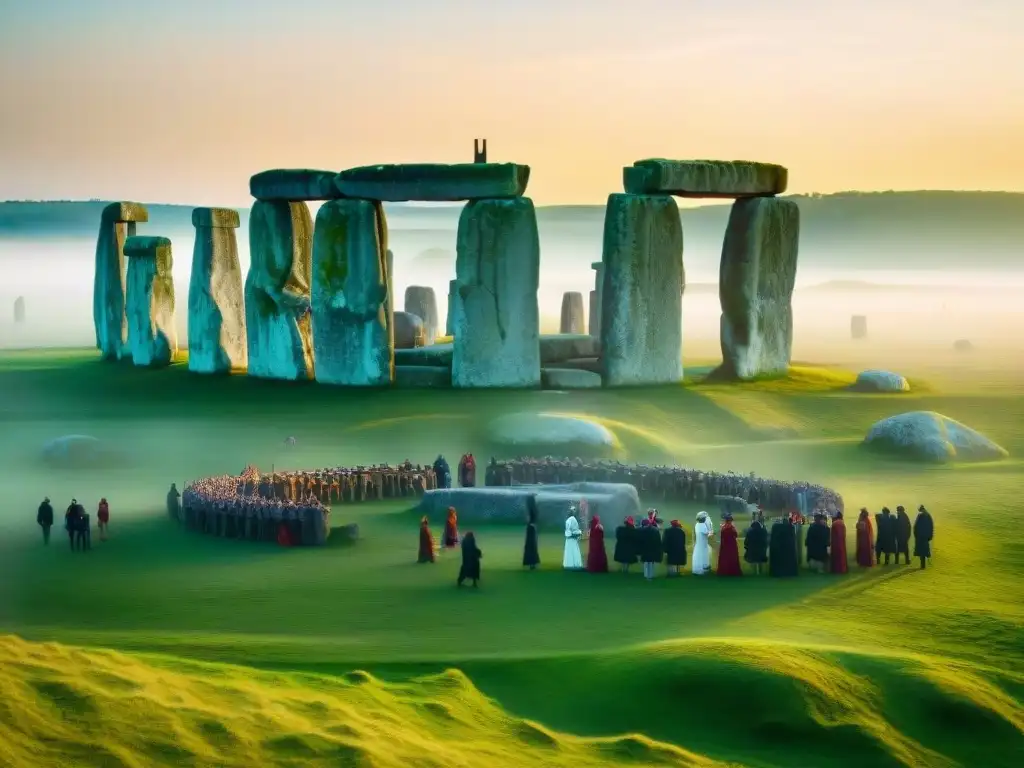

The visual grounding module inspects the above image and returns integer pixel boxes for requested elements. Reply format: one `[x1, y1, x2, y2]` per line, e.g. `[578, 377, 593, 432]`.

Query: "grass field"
[0, 347, 1022, 767]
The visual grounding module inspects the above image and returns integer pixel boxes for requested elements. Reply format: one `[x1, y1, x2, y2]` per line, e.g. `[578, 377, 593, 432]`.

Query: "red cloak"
[830, 518, 848, 573]
[586, 517, 609, 573]
[442, 507, 459, 548]
[717, 522, 742, 576]
[418, 520, 435, 563]
[276, 522, 293, 547]
[856, 517, 874, 567]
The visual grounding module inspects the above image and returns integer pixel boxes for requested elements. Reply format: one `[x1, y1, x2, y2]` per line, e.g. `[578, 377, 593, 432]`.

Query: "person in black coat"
[662, 519, 687, 576]
[522, 500, 540, 570]
[37, 497, 54, 545]
[64, 500, 79, 551]
[75, 503, 91, 551]
[804, 513, 830, 573]
[613, 516, 639, 573]
[744, 512, 769, 575]
[638, 519, 663, 580]
[433, 455, 452, 489]
[457, 531, 482, 587]
[768, 516, 798, 577]
[894, 506, 912, 564]
[875, 507, 896, 565]
[913, 505, 934, 569]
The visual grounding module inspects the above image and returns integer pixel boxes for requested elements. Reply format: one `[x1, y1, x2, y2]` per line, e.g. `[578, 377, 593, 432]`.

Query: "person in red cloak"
[417, 516, 435, 563]
[716, 513, 742, 576]
[442, 506, 460, 548]
[855, 508, 874, 567]
[459, 454, 477, 487]
[586, 515, 609, 573]
[276, 521, 293, 547]
[97, 498, 110, 541]
[830, 511, 848, 573]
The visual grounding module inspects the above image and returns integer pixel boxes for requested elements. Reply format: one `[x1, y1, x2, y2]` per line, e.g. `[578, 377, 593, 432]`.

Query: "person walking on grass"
[457, 531, 482, 588]
[522, 498, 540, 570]
[875, 507, 896, 565]
[37, 497, 53, 545]
[805, 512, 830, 573]
[830, 511, 848, 574]
[856, 509, 874, 567]
[65, 499, 79, 551]
[894, 506, 912, 564]
[97, 498, 110, 541]
[744, 511, 769, 575]
[913, 505, 934, 570]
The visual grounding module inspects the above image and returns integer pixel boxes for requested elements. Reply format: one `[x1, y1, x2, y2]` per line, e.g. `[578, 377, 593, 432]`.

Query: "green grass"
[0, 348, 1021, 767]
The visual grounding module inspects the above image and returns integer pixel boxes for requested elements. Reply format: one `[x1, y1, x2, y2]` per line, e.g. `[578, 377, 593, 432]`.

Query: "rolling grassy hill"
[0, 348, 1021, 767]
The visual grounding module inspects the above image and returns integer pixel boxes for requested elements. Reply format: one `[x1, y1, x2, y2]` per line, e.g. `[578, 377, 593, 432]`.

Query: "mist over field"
[2, 192, 1024, 362]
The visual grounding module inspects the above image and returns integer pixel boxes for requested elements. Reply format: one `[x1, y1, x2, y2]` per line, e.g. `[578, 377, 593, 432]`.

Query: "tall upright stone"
[188, 208, 246, 374]
[446, 279, 459, 337]
[719, 197, 800, 379]
[589, 261, 604, 337]
[851, 315, 868, 340]
[405, 286, 439, 344]
[453, 198, 541, 388]
[311, 199, 393, 386]
[600, 194, 684, 386]
[13, 296, 25, 324]
[93, 202, 149, 360]
[244, 200, 314, 380]
[560, 291, 585, 334]
[124, 236, 177, 368]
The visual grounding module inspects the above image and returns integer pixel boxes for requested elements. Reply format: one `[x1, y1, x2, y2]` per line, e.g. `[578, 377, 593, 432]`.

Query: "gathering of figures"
[415, 502, 936, 586]
[35, 496, 111, 550]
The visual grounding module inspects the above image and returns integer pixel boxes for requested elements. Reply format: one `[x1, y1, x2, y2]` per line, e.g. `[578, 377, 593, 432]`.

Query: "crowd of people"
[415, 503, 936, 585]
[35, 496, 110, 550]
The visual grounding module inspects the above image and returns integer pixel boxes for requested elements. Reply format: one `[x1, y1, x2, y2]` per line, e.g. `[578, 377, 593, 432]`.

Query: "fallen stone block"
[719, 197, 800, 379]
[124, 235, 177, 368]
[852, 369, 910, 393]
[487, 412, 617, 451]
[560, 291, 585, 334]
[94, 201, 149, 360]
[404, 285, 439, 343]
[249, 169, 342, 201]
[541, 368, 602, 389]
[188, 207, 247, 374]
[601, 194, 684, 386]
[623, 159, 788, 198]
[394, 343, 453, 368]
[310, 198, 392, 386]
[540, 333, 599, 364]
[394, 310, 427, 349]
[335, 163, 530, 202]
[394, 365, 451, 388]
[244, 200, 315, 380]
[453, 197, 541, 387]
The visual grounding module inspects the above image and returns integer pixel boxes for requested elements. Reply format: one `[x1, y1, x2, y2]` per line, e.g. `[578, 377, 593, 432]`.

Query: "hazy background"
[2, 193, 1023, 363]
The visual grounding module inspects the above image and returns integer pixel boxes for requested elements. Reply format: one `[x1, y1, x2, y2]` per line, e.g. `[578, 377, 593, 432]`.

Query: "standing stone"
[244, 200, 315, 380]
[93, 202, 149, 360]
[719, 197, 800, 379]
[560, 292, 585, 334]
[311, 199, 392, 386]
[405, 286, 439, 344]
[851, 315, 867, 340]
[393, 311, 427, 349]
[124, 236, 177, 367]
[13, 296, 25, 324]
[589, 261, 604, 337]
[453, 198, 541, 388]
[188, 208, 247, 374]
[446, 279, 459, 337]
[600, 194, 684, 386]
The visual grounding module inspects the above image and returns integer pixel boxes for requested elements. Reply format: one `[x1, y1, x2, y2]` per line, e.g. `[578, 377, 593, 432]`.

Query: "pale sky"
[0, 0, 1022, 206]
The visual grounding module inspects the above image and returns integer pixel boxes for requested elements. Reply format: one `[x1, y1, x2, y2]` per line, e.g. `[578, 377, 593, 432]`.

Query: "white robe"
[563, 515, 583, 569]
[692, 520, 712, 574]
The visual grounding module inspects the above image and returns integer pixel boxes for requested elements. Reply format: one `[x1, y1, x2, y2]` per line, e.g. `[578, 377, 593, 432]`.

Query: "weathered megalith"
[853, 370, 910, 393]
[623, 159, 787, 198]
[124, 235, 177, 367]
[335, 163, 530, 202]
[452, 198, 541, 388]
[589, 261, 604, 337]
[244, 200, 315, 380]
[13, 296, 25, 324]
[863, 411, 1008, 463]
[559, 291, 585, 334]
[446, 278, 460, 337]
[405, 286, 439, 344]
[249, 169, 342, 201]
[851, 315, 868, 339]
[188, 208, 246, 374]
[600, 194, 684, 386]
[394, 311, 427, 349]
[93, 201, 149, 360]
[719, 197, 800, 379]
[310, 199, 392, 386]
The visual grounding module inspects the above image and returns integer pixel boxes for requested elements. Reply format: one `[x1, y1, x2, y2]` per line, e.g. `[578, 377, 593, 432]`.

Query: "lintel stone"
[192, 207, 240, 229]
[249, 169, 342, 201]
[335, 163, 529, 202]
[623, 159, 787, 198]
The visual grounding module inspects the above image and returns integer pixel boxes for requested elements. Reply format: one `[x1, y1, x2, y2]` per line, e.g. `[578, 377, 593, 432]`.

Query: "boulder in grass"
[863, 411, 1008, 463]
[486, 412, 617, 456]
[852, 370, 910, 393]
[42, 435, 122, 469]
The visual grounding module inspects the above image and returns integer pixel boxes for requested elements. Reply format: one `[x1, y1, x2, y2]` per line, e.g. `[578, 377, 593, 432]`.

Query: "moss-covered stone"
[249, 169, 342, 201]
[188, 214, 246, 374]
[93, 202, 148, 360]
[624, 159, 787, 198]
[124, 235, 176, 367]
[335, 163, 530, 202]
[191, 207, 240, 229]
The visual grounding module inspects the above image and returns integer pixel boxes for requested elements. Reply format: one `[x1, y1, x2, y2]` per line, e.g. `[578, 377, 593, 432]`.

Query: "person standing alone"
[97, 498, 110, 542]
[37, 497, 54, 545]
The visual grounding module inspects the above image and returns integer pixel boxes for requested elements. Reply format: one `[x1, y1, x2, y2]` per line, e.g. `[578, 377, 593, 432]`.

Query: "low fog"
[3, 203, 1024, 371]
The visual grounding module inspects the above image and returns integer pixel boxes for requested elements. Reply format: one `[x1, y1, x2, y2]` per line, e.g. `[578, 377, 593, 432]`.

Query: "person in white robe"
[563, 510, 583, 569]
[692, 511, 713, 575]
